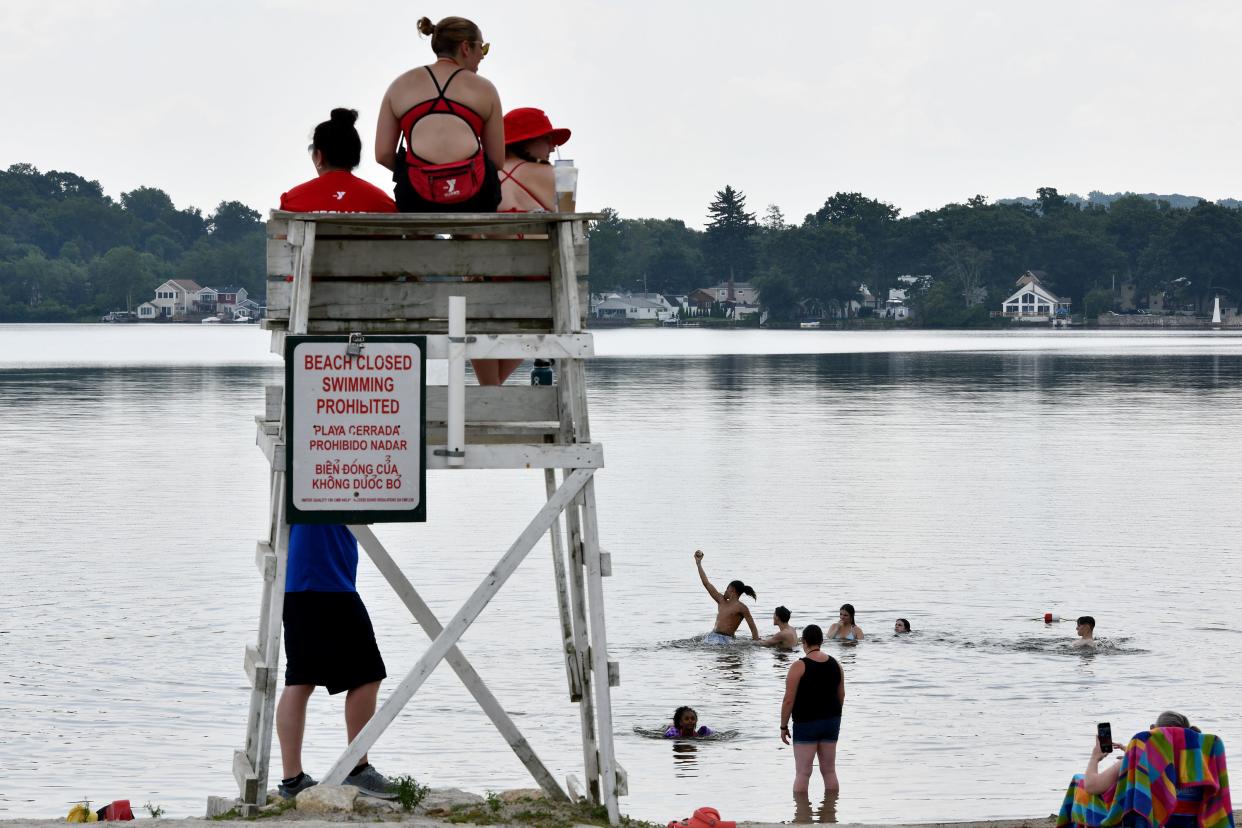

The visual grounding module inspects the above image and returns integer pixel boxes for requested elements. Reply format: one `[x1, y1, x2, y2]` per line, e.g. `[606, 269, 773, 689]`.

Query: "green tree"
[705, 185, 755, 284]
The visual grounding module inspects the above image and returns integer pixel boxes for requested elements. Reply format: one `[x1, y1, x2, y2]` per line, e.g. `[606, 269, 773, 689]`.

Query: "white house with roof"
[1001, 271, 1071, 321]
[150, 279, 203, 318]
[591, 293, 675, 322]
[136, 301, 159, 320]
[194, 286, 218, 314]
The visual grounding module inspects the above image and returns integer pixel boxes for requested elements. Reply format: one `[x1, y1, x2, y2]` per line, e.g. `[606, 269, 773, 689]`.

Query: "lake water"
[1, 325, 1240, 823]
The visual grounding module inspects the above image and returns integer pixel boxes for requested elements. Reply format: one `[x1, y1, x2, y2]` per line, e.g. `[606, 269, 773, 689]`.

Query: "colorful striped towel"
[1055, 727, 1232, 828]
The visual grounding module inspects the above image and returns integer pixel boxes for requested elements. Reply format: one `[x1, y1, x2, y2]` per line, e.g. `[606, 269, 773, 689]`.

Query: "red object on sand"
[100, 801, 134, 821]
[1044, 612, 1053, 623]
[667, 807, 736, 828]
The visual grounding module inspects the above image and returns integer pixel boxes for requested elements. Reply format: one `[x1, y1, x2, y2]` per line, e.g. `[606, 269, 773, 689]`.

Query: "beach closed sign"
[285, 335, 426, 523]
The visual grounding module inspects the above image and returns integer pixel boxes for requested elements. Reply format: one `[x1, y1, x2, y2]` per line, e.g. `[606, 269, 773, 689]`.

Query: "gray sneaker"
[344, 764, 396, 799]
[277, 772, 317, 800]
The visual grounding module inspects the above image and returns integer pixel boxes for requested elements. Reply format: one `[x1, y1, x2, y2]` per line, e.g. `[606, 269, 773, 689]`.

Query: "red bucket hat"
[504, 107, 571, 147]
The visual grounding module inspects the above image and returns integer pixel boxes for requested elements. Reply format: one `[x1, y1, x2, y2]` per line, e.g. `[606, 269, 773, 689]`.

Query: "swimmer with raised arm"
[759, 606, 798, 648]
[694, 550, 759, 643]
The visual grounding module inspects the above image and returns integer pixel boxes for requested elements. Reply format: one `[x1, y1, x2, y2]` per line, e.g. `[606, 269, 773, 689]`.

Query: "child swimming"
[665, 706, 714, 738]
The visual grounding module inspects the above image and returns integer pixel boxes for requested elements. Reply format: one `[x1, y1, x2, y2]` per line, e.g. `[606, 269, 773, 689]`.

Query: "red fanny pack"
[404, 150, 485, 205]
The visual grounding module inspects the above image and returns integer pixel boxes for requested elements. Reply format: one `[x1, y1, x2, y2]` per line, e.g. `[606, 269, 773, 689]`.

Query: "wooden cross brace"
[317, 467, 596, 792]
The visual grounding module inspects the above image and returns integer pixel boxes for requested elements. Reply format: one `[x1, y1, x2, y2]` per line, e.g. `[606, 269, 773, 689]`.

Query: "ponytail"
[726, 579, 756, 601]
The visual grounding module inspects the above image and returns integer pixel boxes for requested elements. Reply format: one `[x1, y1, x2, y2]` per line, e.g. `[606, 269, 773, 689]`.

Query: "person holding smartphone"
[1082, 711, 1195, 794]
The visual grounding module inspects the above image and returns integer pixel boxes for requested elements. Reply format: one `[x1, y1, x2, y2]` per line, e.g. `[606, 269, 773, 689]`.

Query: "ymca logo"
[333, 191, 346, 201]
[443, 178, 459, 196]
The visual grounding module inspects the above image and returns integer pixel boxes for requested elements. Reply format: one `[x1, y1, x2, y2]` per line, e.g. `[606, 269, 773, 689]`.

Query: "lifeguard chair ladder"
[222, 211, 623, 822]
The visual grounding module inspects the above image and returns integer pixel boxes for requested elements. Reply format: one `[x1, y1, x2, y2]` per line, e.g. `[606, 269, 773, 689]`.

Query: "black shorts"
[283, 591, 387, 695]
[393, 154, 502, 213]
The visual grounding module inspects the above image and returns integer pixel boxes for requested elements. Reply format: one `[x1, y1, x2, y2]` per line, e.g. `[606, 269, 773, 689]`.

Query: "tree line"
[590, 186, 1242, 326]
[1, 161, 1239, 326]
[0, 163, 264, 321]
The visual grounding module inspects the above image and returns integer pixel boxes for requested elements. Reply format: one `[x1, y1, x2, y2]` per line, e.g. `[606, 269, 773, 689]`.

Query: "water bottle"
[531, 358, 554, 386]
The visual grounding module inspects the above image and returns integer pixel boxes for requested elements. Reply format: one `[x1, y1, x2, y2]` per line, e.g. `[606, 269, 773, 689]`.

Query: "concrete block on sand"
[420, 788, 485, 815]
[295, 785, 358, 814]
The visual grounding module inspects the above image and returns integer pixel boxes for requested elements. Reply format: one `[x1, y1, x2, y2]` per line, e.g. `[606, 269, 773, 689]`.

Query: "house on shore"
[1000, 271, 1070, 321]
[686, 279, 762, 319]
[149, 279, 203, 318]
[590, 292, 676, 322]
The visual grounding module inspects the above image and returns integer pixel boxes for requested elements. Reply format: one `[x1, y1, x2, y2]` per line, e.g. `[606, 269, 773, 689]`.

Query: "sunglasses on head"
[471, 40, 490, 56]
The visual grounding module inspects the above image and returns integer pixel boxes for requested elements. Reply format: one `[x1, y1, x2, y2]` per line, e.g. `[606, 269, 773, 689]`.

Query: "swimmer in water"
[826, 603, 864, 641]
[664, 706, 713, 738]
[694, 550, 759, 643]
[1072, 615, 1096, 648]
[759, 606, 798, 648]
[894, 618, 911, 634]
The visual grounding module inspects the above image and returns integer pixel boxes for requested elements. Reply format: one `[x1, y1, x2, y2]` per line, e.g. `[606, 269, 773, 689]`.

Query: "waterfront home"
[591, 293, 674, 322]
[215, 286, 250, 315]
[693, 279, 760, 306]
[150, 279, 203, 318]
[136, 301, 158, 320]
[194, 286, 219, 314]
[1000, 271, 1070, 321]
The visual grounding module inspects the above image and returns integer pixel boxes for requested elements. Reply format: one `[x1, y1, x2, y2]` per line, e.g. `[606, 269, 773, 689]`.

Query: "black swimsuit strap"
[423, 66, 466, 105]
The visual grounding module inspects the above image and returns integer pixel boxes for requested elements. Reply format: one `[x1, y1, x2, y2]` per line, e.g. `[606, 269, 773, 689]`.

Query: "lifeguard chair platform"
[219, 211, 623, 822]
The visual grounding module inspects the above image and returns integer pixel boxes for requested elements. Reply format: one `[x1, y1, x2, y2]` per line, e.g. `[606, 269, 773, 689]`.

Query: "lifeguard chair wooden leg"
[319, 468, 596, 786]
[346, 524, 568, 801]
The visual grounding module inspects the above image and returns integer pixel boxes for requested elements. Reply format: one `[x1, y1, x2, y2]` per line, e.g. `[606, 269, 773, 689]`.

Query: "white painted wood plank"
[581, 478, 620, 822]
[254, 542, 275, 580]
[348, 525, 568, 802]
[546, 468, 582, 702]
[256, 428, 285, 472]
[288, 222, 316, 335]
[233, 750, 258, 804]
[426, 443, 603, 470]
[319, 469, 594, 786]
[425, 385, 558, 423]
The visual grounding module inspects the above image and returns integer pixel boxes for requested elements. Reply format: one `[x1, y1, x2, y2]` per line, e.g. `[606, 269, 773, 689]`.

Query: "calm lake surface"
[1, 325, 1240, 823]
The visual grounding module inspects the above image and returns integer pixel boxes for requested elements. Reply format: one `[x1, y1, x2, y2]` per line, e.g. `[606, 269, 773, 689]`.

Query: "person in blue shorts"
[780, 624, 845, 793]
[274, 524, 392, 799]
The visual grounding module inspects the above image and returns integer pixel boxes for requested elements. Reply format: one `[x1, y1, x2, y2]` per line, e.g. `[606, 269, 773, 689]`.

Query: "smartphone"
[1097, 722, 1113, 754]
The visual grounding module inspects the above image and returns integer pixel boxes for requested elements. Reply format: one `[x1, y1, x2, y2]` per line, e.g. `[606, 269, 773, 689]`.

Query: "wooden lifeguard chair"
[221, 211, 623, 822]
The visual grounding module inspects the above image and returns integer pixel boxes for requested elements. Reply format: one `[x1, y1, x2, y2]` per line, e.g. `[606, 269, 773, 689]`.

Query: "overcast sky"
[2, 1, 1240, 228]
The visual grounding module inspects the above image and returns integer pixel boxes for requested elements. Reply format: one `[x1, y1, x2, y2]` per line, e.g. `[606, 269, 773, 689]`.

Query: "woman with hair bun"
[375, 15, 504, 212]
[280, 109, 396, 213]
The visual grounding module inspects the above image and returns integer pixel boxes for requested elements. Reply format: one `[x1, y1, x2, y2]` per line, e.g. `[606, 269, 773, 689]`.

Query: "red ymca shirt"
[279, 170, 396, 213]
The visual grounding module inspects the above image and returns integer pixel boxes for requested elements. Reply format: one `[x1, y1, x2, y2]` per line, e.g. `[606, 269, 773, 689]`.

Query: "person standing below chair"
[781, 624, 845, 794]
[375, 15, 505, 212]
[274, 108, 395, 801]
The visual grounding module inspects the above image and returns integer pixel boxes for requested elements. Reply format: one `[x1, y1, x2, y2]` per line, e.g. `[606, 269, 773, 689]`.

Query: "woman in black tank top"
[780, 624, 845, 794]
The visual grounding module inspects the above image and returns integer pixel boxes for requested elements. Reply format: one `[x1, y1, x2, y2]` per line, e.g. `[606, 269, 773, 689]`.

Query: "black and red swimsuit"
[393, 67, 500, 212]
